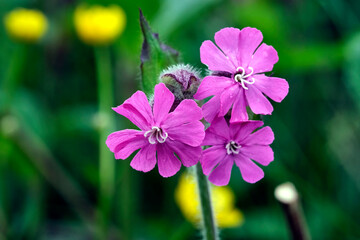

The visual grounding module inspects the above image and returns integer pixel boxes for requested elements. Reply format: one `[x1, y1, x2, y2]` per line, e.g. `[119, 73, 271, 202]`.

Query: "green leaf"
[344, 32, 360, 111]
[139, 9, 179, 95]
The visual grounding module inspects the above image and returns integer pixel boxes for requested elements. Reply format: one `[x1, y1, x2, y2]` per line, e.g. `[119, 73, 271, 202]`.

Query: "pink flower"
[201, 117, 274, 186]
[106, 83, 205, 177]
[194, 27, 289, 123]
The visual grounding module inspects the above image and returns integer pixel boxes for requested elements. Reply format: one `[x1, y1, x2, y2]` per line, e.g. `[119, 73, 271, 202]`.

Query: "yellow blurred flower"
[74, 5, 126, 46]
[175, 173, 244, 228]
[4, 8, 48, 43]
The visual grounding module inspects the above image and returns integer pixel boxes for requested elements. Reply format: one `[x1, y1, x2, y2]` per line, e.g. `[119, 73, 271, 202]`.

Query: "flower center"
[144, 126, 168, 144]
[234, 66, 255, 90]
[225, 140, 241, 155]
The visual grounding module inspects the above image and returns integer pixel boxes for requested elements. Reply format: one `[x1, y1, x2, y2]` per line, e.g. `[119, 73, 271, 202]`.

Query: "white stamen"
[225, 140, 241, 155]
[144, 126, 168, 144]
[156, 130, 168, 143]
[234, 67, 255, 90]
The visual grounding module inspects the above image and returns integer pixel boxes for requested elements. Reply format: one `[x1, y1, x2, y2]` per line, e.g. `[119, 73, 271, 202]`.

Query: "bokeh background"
[1, 0, 360, 239]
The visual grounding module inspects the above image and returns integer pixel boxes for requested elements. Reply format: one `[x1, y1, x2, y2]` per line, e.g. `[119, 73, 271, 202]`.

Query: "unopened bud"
[160, 64, 201, 109]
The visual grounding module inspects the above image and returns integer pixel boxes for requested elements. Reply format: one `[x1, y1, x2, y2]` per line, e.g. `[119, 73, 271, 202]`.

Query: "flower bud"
[4, 8, 48, 43]
[74, 5, 126, 46]
[160, 64, 201, 109]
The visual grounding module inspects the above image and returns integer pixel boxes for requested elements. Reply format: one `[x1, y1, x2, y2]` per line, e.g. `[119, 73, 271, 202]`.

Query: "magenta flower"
[201, 117, 274, 186]
[194, 27, 289, 123]
[106, 83, 205, 177]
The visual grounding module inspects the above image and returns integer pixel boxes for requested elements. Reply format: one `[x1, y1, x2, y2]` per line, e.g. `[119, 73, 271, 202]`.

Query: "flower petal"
[250, 43, 278, 74]
[245, 86, 273, 115]
[200, 40, 236, 72]
[242, 126, 274, 145]
[157, 143, 181, 177]
[166, 121, 205, 147]
[202, 131, 227, 146]
[153, 83, 174, 125]
[208, 155, 234, 186]
[230, 88, 248, 123]
[112, 91, 153, 130]
[162, 99, 202, 129]
[130, 144, 156, 172]
[253, 74, 289, 102]
[113, 135, 148, 159]
[194, 76, 234, 100]
[214, 27, 241, 66]
[238, 27, 263, 66]
[106, 129, 143, 152]
[168, 139, 202, 167]
[202, 95, 221, 123]
[235, 154, 264, 183]
[230, 121, 264, 142]
[220, 85, 240, 116]
[201, 146, 227, 175]
[240, 145, 274, 166]
[206, 117, 230, 140]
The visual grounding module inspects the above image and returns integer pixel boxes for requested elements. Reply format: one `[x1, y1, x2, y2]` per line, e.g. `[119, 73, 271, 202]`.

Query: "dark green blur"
[0, 0, 360, 239]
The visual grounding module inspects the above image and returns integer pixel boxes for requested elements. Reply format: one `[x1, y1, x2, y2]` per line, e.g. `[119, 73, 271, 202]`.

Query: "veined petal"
[240, 145, 274, 166]
[202, 95, 221, 123]
[162, 99, 202, 129]
[200, 40, 236, 72]
[242, 126, 274, 145]
[235, 154, 264, 183]
[113, 135, 148, 160]
[220, 84, 240, 116]
[166, 121, 205, 147]
[230, 88, 248, 123]
[157, 143, 181, 177]
[230, 121, 264, 142]
[245, 86, 273, 115]
[253, 74, 289, 102]
[206, 117, 230, 140]
[153, 83, 174, 125]
[250, 43, 278, 74]
[130, 144, 156, 172]
[202, 131, 227, 146]
[106, 129, 143, 152]
[201, 146, 227, 175]
[214, 27, 241, 67]
[194, 76, 233, 100]
[238, 27, 263, 66]
[208, 155, 234, 186]
[112, 91, 152, 130]
[168, 139, 202, 167]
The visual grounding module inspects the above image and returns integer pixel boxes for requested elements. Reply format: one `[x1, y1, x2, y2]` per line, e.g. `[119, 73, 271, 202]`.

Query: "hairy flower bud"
[160, 64, 201, 110]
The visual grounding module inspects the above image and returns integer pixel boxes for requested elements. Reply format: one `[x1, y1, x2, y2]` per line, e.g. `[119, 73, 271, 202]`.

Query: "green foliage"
[0, 0, 360, 239]
[140, 10, 179, 95]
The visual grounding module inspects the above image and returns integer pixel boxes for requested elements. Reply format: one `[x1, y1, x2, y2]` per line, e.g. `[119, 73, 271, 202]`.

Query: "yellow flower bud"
[74, 5, 126, 46]
[175, 173, 244, 228]
[4, 8, 48, 43]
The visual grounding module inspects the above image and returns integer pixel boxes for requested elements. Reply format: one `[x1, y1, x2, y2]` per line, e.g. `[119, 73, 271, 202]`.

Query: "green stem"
[94, 46, 115, 237]
[195, 163, 218, 240]
[1, 44, 27, 112]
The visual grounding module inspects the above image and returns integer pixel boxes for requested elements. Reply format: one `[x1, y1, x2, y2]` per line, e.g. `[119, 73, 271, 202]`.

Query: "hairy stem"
[195, 163, 218, 240]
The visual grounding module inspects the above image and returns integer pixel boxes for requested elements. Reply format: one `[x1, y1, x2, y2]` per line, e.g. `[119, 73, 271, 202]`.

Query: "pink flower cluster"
[106, 27, 288, 186]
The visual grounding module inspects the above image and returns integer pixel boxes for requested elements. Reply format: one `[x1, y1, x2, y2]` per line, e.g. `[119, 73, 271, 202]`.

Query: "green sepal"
[139, 9, 179, 95]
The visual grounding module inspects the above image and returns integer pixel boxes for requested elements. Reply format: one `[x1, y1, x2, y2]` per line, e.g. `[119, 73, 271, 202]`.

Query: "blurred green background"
[1, 0, 360, 239]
